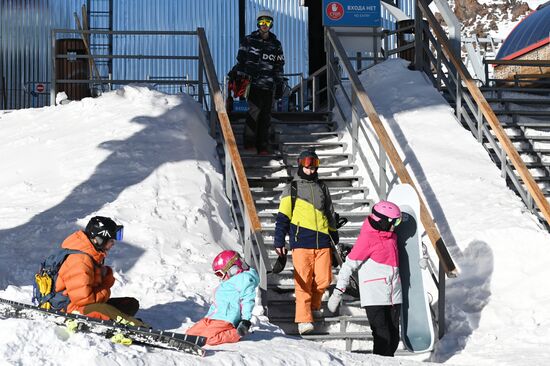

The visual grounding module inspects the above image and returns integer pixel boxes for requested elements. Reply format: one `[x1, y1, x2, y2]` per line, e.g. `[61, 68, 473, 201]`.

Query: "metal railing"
[293, 25, 416, 112]
[324, 26, 458, 339]
[50, 29, 203, 105]
[416, 0, 550, 227]
[196, 28, 272, 296]
[484, 59, 550, 87]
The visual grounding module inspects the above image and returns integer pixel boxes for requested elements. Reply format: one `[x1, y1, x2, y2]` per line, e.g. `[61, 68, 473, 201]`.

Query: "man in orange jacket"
[56, 216, 145, 326]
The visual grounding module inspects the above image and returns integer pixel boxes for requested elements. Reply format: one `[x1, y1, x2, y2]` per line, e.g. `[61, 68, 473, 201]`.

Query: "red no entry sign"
[36, 83, 45, 93]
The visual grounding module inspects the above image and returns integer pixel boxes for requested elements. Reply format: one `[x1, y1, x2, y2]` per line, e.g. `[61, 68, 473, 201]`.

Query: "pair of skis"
[0, 297, 206, 357]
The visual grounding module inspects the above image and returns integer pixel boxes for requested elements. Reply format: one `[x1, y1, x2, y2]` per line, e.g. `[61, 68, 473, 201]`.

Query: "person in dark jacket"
[234, 10, 285, 155]
[273, 150, 339, 335]
[328, 201, 403, 356]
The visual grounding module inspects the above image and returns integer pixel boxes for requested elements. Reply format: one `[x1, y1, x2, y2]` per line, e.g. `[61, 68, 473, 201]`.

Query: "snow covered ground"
[357, 59, 550, 365]
[0, 86, 429, 365]
[1, 57, 549, 365]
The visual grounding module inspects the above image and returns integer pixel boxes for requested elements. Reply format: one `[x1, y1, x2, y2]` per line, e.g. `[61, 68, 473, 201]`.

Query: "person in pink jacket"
[328, 200, 402, 357]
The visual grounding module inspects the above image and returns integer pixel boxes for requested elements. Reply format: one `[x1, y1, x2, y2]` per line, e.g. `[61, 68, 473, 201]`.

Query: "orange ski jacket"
[55, 231, 115, 314]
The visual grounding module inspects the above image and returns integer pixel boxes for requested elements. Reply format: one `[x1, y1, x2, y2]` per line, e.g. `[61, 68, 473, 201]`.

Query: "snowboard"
[387, 184, 435, 353]
[0, 297, 206, 356]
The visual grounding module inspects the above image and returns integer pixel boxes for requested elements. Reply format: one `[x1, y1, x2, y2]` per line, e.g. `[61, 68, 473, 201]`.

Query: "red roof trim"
[503, 38, 550, 60]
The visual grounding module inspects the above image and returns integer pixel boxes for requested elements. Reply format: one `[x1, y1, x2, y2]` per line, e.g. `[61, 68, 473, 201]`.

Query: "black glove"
[335, 213, 348, 229]
[237, 319, 252, 336]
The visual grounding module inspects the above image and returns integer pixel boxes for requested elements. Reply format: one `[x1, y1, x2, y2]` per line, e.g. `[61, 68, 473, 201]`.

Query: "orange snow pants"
[186, 318, 240, 346]
[292, 248, 332, 323]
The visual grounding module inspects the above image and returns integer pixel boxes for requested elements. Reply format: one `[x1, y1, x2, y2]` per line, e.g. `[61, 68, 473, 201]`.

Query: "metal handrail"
[326, 27, 458, 277]
[292, 26, 416, 112]
[50, 28, 203, 104]
[196, 28, 272, 293]
[325, 27, 456, 339]
[417, 0, 550, 227]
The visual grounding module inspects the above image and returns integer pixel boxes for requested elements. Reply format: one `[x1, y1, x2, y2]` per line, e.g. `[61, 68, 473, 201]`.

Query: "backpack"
[33, 248, 91, 311]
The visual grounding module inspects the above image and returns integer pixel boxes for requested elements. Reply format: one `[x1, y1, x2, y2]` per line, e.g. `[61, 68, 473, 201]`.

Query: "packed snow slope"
[356, 59, 550, 365]
[0, 86, 431, 365]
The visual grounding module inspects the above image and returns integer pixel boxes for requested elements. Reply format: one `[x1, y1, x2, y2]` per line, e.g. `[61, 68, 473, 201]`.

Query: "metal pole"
[225, 144, 232, 196]
[300, 74, 305, 112]
[379, 146, 387, 199]
[414, 1, 424, 71]
[198, 45, 204, 105]
[456, 73, 462, 122]
[312, 75, 318, 112]
[438, 261, 446, 339]
[351, 89, 359, 164]
[476, 107, 483, 143]
[50, 30, 56, 106]
[210, 95, 217, 137]
[326, 28, 335, 111]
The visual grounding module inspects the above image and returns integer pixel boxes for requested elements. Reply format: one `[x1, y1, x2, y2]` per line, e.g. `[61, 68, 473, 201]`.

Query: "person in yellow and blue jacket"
[273, 150, 339, 335]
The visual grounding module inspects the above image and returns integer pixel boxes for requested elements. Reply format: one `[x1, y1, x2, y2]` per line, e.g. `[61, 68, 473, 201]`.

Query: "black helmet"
[297, 150, 320, 168]
[85, 216, 123, 250]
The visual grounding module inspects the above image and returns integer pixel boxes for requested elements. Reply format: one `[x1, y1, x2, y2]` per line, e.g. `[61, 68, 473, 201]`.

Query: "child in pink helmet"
[186, 250, 259, 346]
[328, 200, 403, 357]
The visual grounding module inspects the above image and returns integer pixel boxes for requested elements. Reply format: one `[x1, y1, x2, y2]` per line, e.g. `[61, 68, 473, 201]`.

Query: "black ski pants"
[244, 85, 274, 152]
[365, 304, 401, 357]
[83, 297, 147, 327]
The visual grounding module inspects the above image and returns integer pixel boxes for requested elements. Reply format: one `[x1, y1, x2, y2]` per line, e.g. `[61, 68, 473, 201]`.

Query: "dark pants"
[244, 85, 274, 152]
[83, 297, 146, 327]
[365, 304, 401, 356]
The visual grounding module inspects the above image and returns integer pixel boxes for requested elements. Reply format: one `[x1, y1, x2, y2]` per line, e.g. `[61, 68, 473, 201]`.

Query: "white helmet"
[256, 10, 274, 21]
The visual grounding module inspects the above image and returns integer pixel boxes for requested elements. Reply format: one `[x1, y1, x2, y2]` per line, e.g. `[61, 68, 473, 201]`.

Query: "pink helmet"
[369, 200, 402, 231]
[212, 250, 248, 279]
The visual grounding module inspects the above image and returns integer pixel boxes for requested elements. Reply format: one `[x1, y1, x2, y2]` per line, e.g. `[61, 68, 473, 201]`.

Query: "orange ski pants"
[186, 317, 240, 346]
[292, 248, 332, 323]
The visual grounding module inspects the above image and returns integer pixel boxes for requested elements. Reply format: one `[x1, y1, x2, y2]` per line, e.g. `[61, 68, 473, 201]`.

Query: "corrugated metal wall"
[111, 0, 240, 96]
[1, 0, 415, 110]
[0, 0, 86, 109]
[246, 0, 309, 88]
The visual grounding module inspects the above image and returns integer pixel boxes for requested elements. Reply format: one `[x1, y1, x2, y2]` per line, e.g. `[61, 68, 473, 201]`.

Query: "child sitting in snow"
[186, 250, 259, 346]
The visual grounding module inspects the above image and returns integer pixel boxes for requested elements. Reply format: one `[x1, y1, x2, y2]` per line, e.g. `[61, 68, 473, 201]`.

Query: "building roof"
[496, 1, 550, 60]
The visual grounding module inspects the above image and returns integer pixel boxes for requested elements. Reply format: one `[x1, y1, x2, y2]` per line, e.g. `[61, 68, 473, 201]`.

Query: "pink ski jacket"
[335, 218, 402, 306]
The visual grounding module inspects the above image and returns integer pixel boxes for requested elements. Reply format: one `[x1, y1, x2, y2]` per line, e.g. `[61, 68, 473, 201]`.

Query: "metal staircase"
[415, 0, 550, 227]
[481, 82, 550, 195]
[219, 110, 376, 351]
[199, 21, 456, 354]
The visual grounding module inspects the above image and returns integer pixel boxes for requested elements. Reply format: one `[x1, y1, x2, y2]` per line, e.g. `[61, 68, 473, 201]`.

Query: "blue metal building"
[0, 0, 308, 109]
[1, 0, 414, 110]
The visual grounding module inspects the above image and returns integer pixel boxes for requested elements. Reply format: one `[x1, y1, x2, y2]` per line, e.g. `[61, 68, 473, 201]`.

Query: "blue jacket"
[206, 268, 259, 326]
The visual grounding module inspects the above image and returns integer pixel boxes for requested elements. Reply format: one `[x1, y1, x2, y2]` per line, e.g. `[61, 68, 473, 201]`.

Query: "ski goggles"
[372, 209, 401, 228]
[257, 18, 273, 27]
[391, 217, 402, 227]
[298, 156, 320, 169]
[115, 225, 124, 241]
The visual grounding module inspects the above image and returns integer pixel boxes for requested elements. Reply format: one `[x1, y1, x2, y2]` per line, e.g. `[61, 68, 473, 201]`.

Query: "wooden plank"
[327, 28, 457, 276]
[73, 11, 102, 85]
[419, 0, 550, 228]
